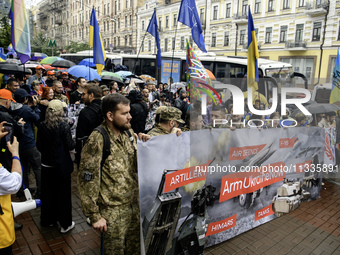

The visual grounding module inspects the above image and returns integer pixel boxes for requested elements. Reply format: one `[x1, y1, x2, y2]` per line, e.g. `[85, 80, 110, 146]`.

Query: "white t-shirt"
[0, 165, 22, 196]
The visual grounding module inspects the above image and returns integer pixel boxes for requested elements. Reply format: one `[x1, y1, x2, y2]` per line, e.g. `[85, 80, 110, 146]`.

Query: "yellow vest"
[0, 194, 15, 249]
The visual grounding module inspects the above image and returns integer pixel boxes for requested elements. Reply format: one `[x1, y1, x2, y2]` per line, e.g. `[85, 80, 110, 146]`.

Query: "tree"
[30, 33, 52, 56]
[0, 16, 11, 50]
[65, 41, 91, 53]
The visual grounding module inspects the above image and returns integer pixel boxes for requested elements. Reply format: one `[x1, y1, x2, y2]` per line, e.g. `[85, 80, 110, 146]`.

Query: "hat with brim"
[160, 106, 185, 124]
[0, 89, 16, 102]
[14, 89, 31, 102]
[47, 99, 67, 112]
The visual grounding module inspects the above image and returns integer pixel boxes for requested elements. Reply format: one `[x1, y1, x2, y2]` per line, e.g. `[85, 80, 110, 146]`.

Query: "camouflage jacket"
[78, 122, 138, 223]
[147, 123, 170, 137]
[54, 94, 70, 105]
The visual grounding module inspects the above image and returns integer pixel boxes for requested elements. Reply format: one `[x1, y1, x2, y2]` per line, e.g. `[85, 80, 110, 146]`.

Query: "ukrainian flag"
[89, 7, 106, 75]
[247, 5, 259, 91]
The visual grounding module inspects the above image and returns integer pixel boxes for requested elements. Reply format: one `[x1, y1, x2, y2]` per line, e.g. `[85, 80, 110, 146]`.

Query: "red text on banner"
[206, 214, 237, 237]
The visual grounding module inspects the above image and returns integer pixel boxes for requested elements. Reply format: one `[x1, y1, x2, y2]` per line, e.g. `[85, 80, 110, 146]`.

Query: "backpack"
[94, 126, 134, 174]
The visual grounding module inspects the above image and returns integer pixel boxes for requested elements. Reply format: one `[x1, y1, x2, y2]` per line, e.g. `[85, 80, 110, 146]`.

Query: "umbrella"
[125, 77, 145, 84]
[205, 69, 216, 81]
[68, 65, 101, 81]
[30, 52, 48, 61]
[78, 58, 96, 68]
[0, 62, 31, 75]
[140, 74, 156, 82]
[24, 61, 40, 69]
[170, 82, 186, 93]
[291, 103, 340, 116]
[101, 75, 124, 84]
[40, 57, 64, 65]
[115, 71, 133, 79]
[101, 71, 123, 81]
[6, 59, 21, 64]
[51, 60, 76, 68]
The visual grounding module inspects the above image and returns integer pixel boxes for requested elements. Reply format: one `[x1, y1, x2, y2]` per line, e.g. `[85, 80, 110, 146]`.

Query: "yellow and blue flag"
[247, 5, 259, 91]
[330, 48, 340, 104]
[178, 0, 206, 53]
[89, 7, 106, 75]
[146, 10, 161, 67]
[9, 0, 31, 64]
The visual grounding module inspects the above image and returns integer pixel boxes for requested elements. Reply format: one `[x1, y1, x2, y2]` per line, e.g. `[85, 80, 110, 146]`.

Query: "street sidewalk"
[12, 171, 340, 255]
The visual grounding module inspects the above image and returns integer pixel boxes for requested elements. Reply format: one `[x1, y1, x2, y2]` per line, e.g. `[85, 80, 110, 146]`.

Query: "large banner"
[138, 127, 325, 254]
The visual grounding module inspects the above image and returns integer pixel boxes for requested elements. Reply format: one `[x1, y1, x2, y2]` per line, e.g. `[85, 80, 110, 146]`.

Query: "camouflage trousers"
[100, 201, 141, 255]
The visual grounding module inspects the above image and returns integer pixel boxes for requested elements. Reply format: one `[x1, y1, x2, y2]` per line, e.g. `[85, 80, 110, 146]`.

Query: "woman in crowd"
[30, 81, 42, 98]
[39, 87, 54, 122]
[37, 100, 75, 233]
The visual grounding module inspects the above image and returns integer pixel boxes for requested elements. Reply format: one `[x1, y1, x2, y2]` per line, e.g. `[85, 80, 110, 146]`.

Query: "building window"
[283, 0, 289, 9]
[126, 0, 128, 8]
[114, 37, 116, 46]
[125, 35, 127, 46]
[142, 20, 144, 30]
[296, 24, 304, 42]
[118, 18, 120, 29]
[280, 25, 287, 42]
[312, 22, 321, 41]
[118, 0, 121, 10]
[148, 40, 151, 51]
[129, 35, 132, 45]
[200, 8, 204, 24]
[107, 3, 109, 14]
[181, 36, 185, 50]
[172, 37, 175, 50]
[265, 27, 272, 43]
[165, 38, 168, 52]
[118, 37, 120, 46]
[189, 36, 193, 46]
[104, 22, 106, 32]
[107, 21, 110, 32]
[173, 14, 177, 27]
[298, 0, 304, 7]
[242, 0, 248, 16]
[316, 0, 322, 7]
[115, 1, 117, 15]
[213, 6, 218, 20]
[212, 33, 216, 47]
[130, 0, 133, 8]
[338, 21, 340, 40]
[255, 0, 261, 13]
[125, 16, 127, 28]
[166, 16, 169, 28]
[224, 31, 229, 46]
[268, 0, 274, 11]
[104, 4, 106, 15]
[141, 41, 144, 52]
[226, 3, 231, 18]
[114, 22, 116, 33]
[240, 30, 246, 45]
[130, 15, 132, 26]
[159, 17, 162, 30]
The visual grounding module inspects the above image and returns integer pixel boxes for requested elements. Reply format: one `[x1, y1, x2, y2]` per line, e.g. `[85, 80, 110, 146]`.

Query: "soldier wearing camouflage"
[78, 94, 140, 255]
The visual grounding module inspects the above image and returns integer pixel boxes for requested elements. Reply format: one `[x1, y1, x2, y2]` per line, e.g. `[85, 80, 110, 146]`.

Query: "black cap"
[14, 88, 30, 103]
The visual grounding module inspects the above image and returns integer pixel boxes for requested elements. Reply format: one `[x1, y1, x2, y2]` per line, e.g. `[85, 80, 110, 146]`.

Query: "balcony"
[305, 1, 328, 15]
[232, 14, 248, 24]
[285, 41, 307, 51]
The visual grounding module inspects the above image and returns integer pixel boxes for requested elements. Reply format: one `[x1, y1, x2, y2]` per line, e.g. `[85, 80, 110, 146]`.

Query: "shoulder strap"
[94, 126, 111, 171]
[125, 129, 134, 146]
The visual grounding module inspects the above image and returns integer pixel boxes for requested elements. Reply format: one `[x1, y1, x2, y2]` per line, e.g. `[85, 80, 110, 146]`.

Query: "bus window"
[141, 59, 156, 77]
[200, 61, 213, 72]
[122, 58, 137, 72]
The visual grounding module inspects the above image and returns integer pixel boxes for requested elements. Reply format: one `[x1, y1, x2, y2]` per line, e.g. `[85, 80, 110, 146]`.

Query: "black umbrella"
[0, 62, 32, 75]
[291, 102, 340, 117]
[101, 75, 125, 85]
[51, 60, 76, 68]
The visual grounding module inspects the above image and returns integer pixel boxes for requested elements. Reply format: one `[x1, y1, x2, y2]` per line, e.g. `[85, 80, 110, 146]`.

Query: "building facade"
[137, 0, 340, 88]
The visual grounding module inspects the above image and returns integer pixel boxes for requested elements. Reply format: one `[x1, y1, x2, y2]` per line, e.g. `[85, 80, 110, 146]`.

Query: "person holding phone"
[0, 121, 22, 255]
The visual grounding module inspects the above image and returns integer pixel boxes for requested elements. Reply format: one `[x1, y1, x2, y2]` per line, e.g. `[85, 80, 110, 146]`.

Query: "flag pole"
[132, 30, 148, 74]
[169, 21, 178, 94]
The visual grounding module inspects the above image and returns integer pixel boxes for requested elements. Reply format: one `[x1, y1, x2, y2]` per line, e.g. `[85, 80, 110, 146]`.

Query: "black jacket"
[130, 102, 149, 134]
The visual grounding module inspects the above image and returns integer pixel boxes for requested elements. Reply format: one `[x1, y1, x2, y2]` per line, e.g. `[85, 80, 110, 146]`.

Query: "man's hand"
[92, 218, 107, 232]
[0, 121, 8, 139]
[75, 101, 80, 105]
[138, 133, 150, 142]
[31, 95, 38, 106]
[7, 136, 19, 157]
[171, 127, 182, 136]
[17, 118, 26, 126]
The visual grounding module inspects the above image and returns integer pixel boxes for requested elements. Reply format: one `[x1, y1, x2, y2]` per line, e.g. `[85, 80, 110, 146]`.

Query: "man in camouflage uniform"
[208, 105, 229, 129]
[147, 106, 183, 137]
[53, 80, 70, 104]
[78, 94, 140, 255]
[182, 109, 204, 132]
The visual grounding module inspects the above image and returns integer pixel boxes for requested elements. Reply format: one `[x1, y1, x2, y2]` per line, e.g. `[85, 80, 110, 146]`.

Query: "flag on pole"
[146, 10, 161, 67]
[330, 48, 340, 104]
[9, 0, 31, 64]
[186, 40, 222, 105]
[89, 7, 106, 75]
[6, 44, 17, 57]
[247, 5, 259, 91]
[178, 0, 206, 53]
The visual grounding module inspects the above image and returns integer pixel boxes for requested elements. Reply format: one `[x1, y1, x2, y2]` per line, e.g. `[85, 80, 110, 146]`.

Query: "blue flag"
[89, 7, 106, 75]
[146, 11, 161, 67]
[330, 48, 340, 104]
[247, 5, 259, 91]
[178, 0, 206, 53]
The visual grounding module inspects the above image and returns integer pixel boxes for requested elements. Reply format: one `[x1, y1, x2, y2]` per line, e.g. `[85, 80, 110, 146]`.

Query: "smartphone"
[3, 123, 13, 143]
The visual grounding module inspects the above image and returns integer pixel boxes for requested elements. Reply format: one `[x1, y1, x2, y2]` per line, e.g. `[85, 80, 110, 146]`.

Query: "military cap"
[160, 106, 185, 123]
[156, 106, 167, 115]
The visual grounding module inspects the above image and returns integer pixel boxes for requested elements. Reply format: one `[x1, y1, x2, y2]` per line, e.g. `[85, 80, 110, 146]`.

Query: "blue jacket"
[10, 103, 40, 150]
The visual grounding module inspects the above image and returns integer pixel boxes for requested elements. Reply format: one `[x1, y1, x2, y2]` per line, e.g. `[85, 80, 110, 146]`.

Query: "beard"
[112, 118, 131, 131]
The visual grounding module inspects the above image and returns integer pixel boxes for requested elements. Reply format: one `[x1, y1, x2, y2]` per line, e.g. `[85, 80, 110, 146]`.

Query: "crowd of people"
[0, 64, 339, 255]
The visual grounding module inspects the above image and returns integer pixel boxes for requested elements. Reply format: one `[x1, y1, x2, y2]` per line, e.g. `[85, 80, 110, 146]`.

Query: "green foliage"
[65, 41, 91, 53]
[0, 16, 11, 49]
[31, 33, 52, 56]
